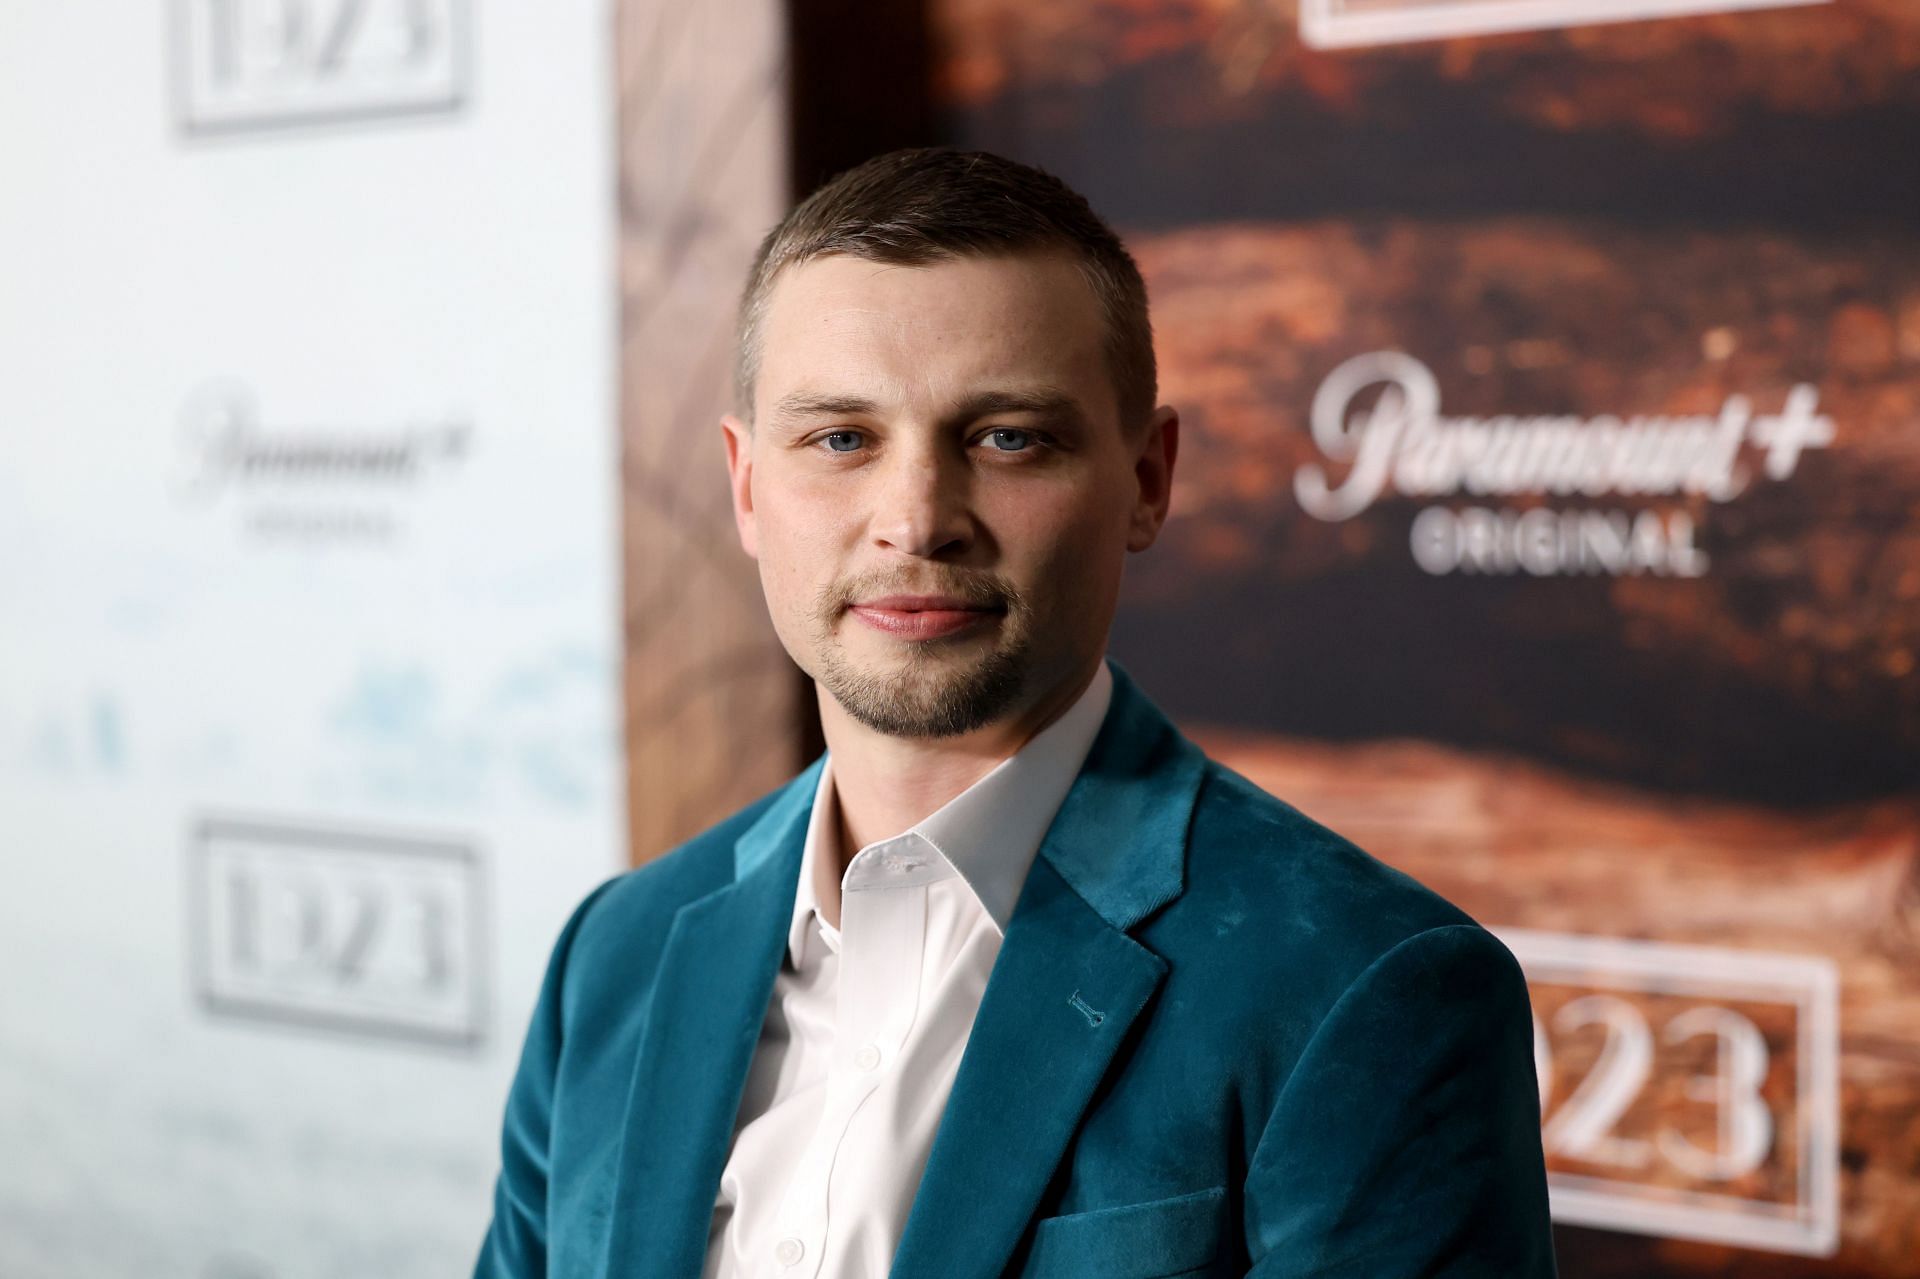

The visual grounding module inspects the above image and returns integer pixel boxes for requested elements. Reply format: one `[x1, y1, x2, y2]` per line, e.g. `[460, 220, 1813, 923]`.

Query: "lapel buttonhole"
[1067, 990, 1106, 1028]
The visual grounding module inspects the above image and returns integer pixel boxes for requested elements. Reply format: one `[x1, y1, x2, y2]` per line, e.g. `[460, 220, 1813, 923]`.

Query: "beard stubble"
[807, 569, 1036, 739]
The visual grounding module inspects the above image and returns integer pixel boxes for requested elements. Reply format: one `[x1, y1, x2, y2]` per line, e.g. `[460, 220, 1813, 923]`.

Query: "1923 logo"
[1498, 929, 1839, 1257]
[190, 814, 486, 1048]
[173, 0, 468, 134]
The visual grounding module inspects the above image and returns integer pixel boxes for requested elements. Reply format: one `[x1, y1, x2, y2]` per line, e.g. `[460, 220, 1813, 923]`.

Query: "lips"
[855, 594, 993, 612]
[847, 594, 1004, 640]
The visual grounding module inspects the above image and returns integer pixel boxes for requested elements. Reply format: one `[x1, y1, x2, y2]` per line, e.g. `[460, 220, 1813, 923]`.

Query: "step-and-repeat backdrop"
[932, 0, 1918, 1274]
[0, 3, 624, 1274]
[7, 1, 1915, 1275]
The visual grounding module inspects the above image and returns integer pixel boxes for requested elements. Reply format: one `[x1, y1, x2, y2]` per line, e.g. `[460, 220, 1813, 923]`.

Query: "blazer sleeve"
[473, 881, 612, 1279]
[1242, 923, 1558, 1278]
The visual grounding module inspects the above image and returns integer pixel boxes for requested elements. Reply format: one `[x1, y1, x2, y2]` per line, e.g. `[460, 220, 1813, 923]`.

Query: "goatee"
[810, 572, 1034, 738]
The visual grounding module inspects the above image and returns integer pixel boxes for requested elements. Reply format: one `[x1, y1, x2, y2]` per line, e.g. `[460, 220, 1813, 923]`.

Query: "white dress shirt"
[701, 661, 1115, 1279]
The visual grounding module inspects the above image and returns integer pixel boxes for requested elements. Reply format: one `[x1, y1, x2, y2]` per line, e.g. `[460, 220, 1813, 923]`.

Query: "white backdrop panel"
[0, 2, 624, 1274]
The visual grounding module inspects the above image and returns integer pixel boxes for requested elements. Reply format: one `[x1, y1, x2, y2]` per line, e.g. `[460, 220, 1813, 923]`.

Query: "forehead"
[755, 252, 1113, 419]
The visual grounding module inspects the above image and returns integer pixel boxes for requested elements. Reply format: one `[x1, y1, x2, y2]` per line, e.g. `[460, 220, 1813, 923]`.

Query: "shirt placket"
[766, 834, 946, 1279]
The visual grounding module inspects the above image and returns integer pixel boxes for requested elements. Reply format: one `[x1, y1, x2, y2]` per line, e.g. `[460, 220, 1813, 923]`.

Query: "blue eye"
[984, 429, 1034, 452]
[822, 430, 863, 453]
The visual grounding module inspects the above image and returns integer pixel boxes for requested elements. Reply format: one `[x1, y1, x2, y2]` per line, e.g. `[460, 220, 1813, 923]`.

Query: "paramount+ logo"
[169, 380, 472, 546]
[1291, 351, 1835, 579]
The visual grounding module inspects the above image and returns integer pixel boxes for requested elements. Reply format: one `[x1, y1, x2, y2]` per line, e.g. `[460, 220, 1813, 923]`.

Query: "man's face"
[722, 251, 1175, 739]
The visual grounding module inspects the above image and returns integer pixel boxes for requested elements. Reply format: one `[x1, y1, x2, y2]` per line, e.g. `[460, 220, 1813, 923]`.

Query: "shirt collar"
[787, 659, 1115, 968]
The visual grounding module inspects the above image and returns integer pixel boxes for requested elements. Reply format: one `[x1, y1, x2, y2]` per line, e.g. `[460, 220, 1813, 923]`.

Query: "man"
[476, 148, 1555, 1278]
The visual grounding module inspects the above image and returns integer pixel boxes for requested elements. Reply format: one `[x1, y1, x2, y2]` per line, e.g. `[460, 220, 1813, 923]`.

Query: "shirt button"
[774, 1236, 805, 1266]
[854, 1043, 882, 1071]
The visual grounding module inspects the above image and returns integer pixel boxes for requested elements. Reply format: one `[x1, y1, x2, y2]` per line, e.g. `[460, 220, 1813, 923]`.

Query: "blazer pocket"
[1019, 1185, 1227, 1279]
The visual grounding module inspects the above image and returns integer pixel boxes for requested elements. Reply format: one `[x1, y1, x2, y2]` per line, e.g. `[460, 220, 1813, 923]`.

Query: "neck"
[812, 653, 1104, 926]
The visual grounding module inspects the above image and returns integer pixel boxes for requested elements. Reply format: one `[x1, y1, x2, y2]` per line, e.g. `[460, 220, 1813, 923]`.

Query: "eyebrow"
[769, 392, 880, 422]
[767, 387, 1090, 432]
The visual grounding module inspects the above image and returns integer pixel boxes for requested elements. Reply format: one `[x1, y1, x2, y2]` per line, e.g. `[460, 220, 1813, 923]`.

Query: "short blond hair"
[734, 147, 1156, 432]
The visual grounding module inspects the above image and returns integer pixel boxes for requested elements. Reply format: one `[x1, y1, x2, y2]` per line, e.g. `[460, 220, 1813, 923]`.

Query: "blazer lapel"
[601, 757, 822, 1278]
[888, 661, 1209, 1279]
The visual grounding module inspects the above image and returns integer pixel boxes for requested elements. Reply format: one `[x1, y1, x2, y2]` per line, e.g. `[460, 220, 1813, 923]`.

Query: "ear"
[1126, 405, 1179, 553]
[721, 413, 759, 559]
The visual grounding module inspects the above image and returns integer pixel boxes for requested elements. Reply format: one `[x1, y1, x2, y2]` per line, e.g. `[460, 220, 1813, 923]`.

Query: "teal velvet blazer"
[476, 661, 1557, 1278]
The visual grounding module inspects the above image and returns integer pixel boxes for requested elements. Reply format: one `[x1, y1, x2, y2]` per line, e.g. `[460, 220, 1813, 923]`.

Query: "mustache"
[822, 570, 1017, 613]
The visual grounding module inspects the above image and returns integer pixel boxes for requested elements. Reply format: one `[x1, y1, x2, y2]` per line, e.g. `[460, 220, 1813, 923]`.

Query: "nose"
[869, 439, 973, 559]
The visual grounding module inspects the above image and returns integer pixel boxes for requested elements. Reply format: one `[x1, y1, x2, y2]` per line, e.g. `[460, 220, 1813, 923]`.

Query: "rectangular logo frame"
[188, 812, 488, 1051]
[1496, 928, 1840, 1257]
[1300, 0, 1829, 49]
[171, 0, 471, 137]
